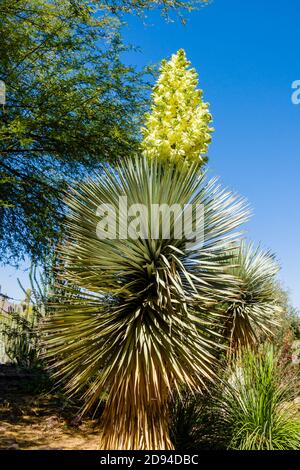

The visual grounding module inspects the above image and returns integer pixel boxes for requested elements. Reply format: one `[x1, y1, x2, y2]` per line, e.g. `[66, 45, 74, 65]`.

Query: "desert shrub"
[217, 345, 300, 450]
[169, 387, 228, 450]
[169, 337, 300, 450]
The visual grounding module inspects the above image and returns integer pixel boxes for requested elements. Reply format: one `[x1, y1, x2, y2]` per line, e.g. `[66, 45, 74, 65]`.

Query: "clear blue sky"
[0, 0, 299, 309]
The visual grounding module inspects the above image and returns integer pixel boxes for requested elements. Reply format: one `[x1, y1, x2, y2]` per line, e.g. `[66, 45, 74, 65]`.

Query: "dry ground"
[0, 365, 100, 450]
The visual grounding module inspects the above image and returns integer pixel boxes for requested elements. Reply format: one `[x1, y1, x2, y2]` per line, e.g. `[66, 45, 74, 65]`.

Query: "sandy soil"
[0, 365, 101, 450]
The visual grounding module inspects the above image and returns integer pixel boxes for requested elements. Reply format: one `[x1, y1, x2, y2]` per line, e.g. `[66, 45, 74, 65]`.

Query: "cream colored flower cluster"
[141, 49, 214, 167]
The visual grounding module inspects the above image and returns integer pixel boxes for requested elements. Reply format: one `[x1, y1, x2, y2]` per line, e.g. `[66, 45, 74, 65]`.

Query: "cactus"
[0, 264, 48, 368]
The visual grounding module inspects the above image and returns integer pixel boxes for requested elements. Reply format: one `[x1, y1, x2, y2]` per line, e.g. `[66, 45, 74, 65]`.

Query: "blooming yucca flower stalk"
[141, 49, 213, 167]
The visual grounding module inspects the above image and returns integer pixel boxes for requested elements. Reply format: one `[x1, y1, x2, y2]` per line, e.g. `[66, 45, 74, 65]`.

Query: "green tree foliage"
[0, 0, 206, 263]
[0, 1, 135, 261]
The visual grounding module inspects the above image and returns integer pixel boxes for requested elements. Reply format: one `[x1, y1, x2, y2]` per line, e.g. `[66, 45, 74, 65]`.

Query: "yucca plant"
[221, 242, 281, 352]
[218, 345, 300, 450]
[169, 243, 282, 449]
[41, 49, 283, 450]
[42, 155, 249, 449]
